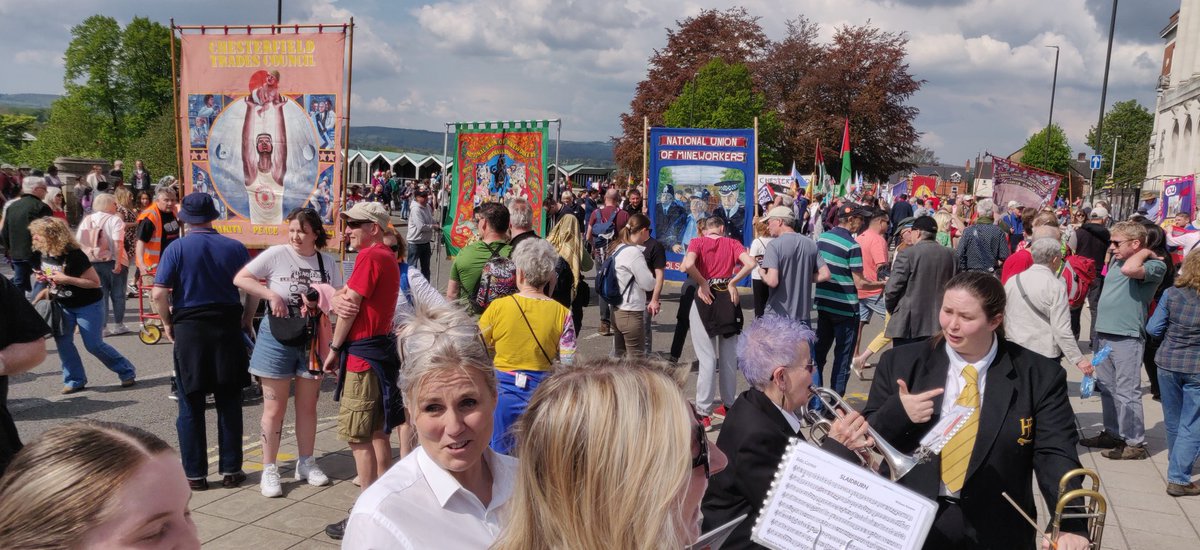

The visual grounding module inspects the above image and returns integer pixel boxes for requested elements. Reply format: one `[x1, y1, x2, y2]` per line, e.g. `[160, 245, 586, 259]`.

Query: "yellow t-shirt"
[479, 294, 574, 372]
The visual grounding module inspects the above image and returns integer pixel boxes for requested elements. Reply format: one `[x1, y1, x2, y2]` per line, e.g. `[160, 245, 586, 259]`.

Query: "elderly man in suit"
[702, 315, 871, 550]
[885, 216, 956, 346]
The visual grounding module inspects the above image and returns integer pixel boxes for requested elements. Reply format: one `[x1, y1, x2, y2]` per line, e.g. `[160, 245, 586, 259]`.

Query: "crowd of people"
[0, 167, 1198, 549]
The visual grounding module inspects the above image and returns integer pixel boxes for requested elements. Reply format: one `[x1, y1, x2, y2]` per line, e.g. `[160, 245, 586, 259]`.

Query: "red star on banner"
[319, 151, 335, 163]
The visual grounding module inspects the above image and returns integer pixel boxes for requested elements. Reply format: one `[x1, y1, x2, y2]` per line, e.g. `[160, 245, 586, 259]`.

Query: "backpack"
[596, 245, 634, 307]
[472, 242, 516, 313]
[77, 213, 113, 262]
[591, 207, 622, 249]
[1061, 255, 1095, 309]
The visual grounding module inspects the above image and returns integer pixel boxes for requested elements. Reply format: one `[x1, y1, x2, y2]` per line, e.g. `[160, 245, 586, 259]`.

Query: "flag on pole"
[814, 141, 825, 199]
[839, 118, 852, 198]
[790, 161, 803, 197]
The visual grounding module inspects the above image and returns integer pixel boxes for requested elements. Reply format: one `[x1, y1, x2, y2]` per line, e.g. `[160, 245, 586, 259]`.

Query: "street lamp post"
[1094, 0, 1119, 169]
[1046, 45, 1060, 151]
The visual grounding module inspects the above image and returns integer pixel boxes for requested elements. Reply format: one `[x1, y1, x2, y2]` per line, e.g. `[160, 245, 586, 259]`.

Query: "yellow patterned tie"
[941, 364, 980, 493]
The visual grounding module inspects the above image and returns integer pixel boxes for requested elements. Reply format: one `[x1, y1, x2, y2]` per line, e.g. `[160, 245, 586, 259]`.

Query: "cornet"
[799, 386, 930, 481]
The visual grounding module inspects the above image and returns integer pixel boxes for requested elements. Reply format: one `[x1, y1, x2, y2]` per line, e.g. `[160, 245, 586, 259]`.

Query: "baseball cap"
[837, 203, 868, 219]
[341, 201, 390, 229]
[894, 216, 916, 231]
[764, 206, 796, 222]
[1089, 206, 1109, 220]
[912, 216, 938, 234]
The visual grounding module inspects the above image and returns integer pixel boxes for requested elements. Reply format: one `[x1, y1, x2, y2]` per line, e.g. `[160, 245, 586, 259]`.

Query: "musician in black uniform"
[701, 315, 871, 549]
[863, 271, 1090, 550]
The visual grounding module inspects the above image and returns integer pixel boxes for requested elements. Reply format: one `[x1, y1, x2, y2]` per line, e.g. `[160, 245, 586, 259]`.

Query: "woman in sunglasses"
[701, 315, 872, 549]
[233, 207, 341, 498]
[495, 357, 728, 550]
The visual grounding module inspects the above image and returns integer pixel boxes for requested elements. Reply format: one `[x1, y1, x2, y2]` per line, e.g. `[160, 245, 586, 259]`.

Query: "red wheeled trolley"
[135, 270, 164, 344]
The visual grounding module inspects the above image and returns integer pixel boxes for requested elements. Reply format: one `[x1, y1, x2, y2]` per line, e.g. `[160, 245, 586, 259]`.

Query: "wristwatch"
[329, 343, 342, 353]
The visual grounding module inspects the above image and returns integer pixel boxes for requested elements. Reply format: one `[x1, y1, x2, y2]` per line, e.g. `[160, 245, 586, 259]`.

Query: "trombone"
[799, 386, 929, 481]
[1051, 468, 1106, 549]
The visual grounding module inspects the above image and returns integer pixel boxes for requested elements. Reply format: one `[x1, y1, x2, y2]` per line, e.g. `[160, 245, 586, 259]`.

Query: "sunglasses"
[1109, 239, 1127, 246]
[346, 220, 369, 229]
[689, 403, 710, 479]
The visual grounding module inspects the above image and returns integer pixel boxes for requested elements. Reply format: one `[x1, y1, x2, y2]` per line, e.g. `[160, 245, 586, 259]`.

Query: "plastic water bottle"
[1080, 345, 1111, 399]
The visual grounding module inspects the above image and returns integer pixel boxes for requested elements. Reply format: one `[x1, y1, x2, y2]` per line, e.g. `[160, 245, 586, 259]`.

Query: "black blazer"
[701, 388, 858, 550]
[863, 338, 1084, 550]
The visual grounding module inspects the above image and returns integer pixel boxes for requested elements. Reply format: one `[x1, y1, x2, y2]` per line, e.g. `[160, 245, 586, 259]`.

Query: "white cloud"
[13, 49, 63, 67]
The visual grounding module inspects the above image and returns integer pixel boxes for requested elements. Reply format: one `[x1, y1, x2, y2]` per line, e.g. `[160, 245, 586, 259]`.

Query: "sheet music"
[751, 439, 936, 550]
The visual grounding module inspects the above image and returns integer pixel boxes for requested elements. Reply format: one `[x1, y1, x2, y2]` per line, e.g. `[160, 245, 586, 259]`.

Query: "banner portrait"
[178, 27, 347, 248]
[911, 175, 937, 199]
[444, 121, 551, 255]
[1160, 175, 1196, 223]
[991, 156, 1060, 208]
[646, 127, 756, 282]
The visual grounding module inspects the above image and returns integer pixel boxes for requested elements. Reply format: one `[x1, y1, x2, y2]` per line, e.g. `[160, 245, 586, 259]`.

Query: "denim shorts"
[858, 294, 887, 322]
[248, 319, 318, 380]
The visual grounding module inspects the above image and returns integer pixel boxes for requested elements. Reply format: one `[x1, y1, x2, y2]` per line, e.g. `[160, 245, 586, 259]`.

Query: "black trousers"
[670, 284, 697, 361]
[410, 242, 432, 280]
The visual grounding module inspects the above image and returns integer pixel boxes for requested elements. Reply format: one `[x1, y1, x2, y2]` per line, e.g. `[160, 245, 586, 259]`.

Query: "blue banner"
[646, 127, 756, 283]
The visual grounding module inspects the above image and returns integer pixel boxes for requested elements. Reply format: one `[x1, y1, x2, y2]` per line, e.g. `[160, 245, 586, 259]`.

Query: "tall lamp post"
[1094, 0, 1119, 198]
[1045, 45, 1060, 147]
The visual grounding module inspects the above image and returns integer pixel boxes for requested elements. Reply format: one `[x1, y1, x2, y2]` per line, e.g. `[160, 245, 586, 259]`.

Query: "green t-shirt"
[450, 240, 513, 302]
[1095, 257, 1167, 337]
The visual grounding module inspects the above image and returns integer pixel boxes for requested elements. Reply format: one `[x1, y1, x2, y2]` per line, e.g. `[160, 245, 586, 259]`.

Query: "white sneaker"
[295, 456, 330, 487]
[260, 464, 283, 497]
[109, 324, 131, 335]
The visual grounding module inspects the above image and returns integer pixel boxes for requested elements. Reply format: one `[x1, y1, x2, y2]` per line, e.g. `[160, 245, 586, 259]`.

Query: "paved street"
[5, 239, 1199, 548]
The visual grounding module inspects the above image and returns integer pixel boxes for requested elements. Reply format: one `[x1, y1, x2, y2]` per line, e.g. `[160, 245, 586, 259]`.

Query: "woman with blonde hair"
[1146, 248, 1200, 496]
[0, 420, 200, 549]
[343, 304, 518, 547]
[546, 213, 592, 335]
[933, 210, 953, 247]
[30, 217, 136, 394]
[494, 357, 728, 550]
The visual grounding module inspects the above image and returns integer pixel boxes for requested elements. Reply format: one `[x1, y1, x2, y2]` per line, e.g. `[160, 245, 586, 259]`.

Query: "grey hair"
[91, 192, 116, 212]
[736, 315, 816, 390]
[395, 304, 496, 408]
[976, 198, 995, 217]
[508, 197, 533, 230]
[21, 176, 45, 194]
[512, 238, 558, 288]
[1029, 238, 1062, 266]
[1006, 200, 1021, 210]
[154, 186, 177, 200]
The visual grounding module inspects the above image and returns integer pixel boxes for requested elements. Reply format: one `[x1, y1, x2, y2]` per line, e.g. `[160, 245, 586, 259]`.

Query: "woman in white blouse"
[343, 304, 517, 549]
[610, 213, 657, 357]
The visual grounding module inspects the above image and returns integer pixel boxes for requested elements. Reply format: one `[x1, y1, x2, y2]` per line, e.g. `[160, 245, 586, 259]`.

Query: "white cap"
[1089, 206, 1109, 219]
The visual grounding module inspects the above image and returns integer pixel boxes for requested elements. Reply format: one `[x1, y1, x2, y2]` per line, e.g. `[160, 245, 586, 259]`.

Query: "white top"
[391, 264, 450, 328]
[76, 211, 128, 266]
[244, 245, 343, 309]
[771, 400, 802, 433]
[749, 236, 774, 281]
[343, 447, 518, 550]
[939, 335, 998, 498]
[248, 171, 283, 225]
[406, 201, 435, 244]
[614, 244, 656, 312]
[1003, 264, 1084, 365]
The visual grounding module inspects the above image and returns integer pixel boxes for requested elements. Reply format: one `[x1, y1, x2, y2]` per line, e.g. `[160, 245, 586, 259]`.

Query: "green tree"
[64, 15, 125, 156]
[1085, 99, 1154, 189]
[17, 94, 104, 168]
[126, 107, 179, 178]
[119, 17, 177, 139]
[1021, 124, 1072, 175]
[0, 114, 37, 161]
[663, 59, 783, 173]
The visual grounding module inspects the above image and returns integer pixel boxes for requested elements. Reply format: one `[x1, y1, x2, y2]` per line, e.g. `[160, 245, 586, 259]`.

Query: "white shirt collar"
[942, 334, 999, 402]
[416, 447, 514, 512]
[771, 400, 803, 433]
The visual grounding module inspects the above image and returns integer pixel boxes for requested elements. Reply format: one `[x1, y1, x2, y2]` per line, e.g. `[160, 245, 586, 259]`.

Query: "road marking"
[206, 416, 340, 467]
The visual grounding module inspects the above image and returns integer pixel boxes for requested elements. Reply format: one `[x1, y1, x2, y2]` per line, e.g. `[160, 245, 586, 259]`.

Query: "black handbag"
[269, 252, 326, 347]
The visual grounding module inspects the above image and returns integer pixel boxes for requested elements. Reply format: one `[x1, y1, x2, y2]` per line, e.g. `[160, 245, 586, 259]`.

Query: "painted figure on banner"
[713, 180, 745, 242]
[196, 94, 222, 126]
[242, 95, 288, 226]
[656, 183, 687, 250]
[190, 116, 209, 148]
[192, 165, 226, 220]
[248, 70, 284, 115]
[309, 95, 336, 149]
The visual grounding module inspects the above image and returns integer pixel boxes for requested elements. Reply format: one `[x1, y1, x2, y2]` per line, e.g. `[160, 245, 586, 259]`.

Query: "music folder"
[751, 439, 936, 550]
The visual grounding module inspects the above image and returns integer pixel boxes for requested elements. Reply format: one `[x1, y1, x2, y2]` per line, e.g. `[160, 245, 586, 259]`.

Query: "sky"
[0, 0, 1180, 167]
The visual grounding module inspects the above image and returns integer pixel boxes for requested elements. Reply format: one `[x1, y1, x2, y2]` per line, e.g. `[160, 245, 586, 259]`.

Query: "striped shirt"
[816, 227, 863, 318]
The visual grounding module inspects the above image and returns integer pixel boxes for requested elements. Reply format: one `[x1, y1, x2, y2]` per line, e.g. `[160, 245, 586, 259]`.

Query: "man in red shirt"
[323, 202, 400, 540]
[680, 217, 756, 428]
[854, 208, 889, 354]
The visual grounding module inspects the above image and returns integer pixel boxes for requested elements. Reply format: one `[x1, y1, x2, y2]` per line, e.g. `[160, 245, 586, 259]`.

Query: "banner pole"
[642, 116, 648, 199]
[339, 18, 355, 262]
[169, 20, 183, 185]
[554, 119, 561, 199]
[753, 117, 759, 215]
[436, 122, 450, 284]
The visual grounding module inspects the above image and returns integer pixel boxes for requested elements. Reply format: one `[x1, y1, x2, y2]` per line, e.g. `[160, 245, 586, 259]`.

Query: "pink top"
[687, 235, 746, 280]
[856, 230, 887, 298]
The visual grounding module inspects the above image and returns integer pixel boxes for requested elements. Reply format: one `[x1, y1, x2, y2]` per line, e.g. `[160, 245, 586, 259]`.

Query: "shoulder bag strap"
[316, 250, 328, 282]
[511, 295, 554, 365]
[1014, 273, 1051, 324]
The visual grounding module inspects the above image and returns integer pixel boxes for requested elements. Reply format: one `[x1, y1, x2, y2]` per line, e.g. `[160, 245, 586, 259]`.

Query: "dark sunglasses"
[690, 403, 710, 479]
[346, 220, 369, 229]
[1109, 239, 1127, 246]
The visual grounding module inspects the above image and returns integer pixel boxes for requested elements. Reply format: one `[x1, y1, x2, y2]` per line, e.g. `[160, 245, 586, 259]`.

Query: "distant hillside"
[350, 125, 615, 167]
[0, 93, 58, 109]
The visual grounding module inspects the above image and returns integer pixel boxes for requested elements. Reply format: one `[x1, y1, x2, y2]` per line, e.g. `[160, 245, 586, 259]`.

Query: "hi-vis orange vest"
[136, 204, 164, 269]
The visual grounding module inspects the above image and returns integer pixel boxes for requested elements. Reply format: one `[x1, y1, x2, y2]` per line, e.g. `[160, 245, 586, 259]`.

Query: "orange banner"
[179, 28, 347, 247]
